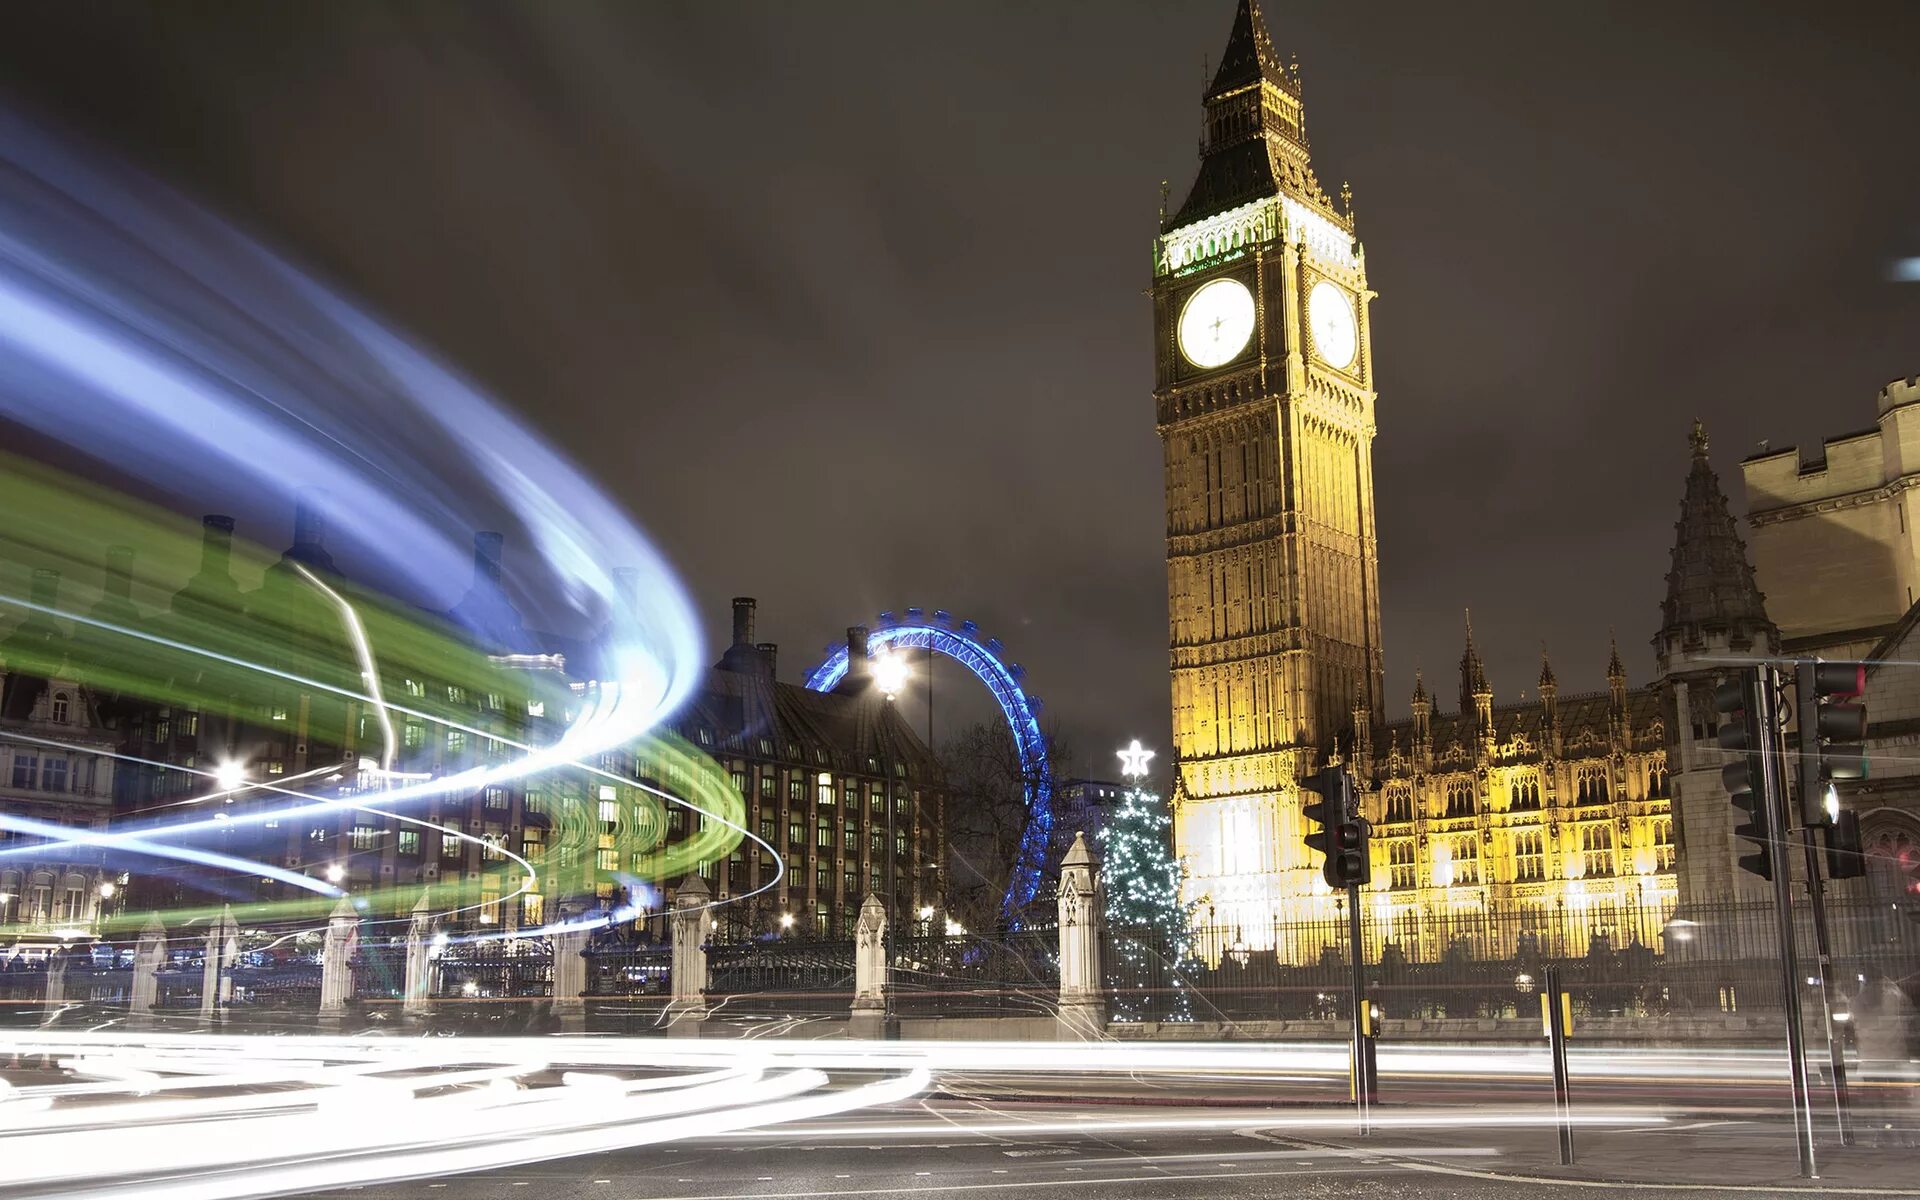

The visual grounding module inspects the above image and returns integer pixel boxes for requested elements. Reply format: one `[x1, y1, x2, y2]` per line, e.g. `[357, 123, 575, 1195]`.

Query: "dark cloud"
[1, 0, 1917, 758]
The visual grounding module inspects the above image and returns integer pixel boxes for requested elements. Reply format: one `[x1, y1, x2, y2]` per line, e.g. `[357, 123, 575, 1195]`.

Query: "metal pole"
[1347, 881, 1368, 1135]
[1758, 666, 1818, 1179]
[1799, 825, 1854, 1145]
[1545, 964, 1574, 1165]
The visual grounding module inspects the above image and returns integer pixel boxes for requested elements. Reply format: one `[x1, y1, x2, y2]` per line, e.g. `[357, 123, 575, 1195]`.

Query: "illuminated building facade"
[1155, 0, 1383, 936]
[1156, 1, 1685, 951]
[0, 567, 122, 942]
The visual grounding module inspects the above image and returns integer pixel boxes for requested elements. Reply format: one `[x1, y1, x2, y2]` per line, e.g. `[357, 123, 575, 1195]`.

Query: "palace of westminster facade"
[1156, 0, 1915, 954]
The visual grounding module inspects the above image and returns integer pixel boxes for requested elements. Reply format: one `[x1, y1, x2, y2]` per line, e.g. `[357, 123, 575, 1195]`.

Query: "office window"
[350, 824, 380, 850]
[521, 826, 545, 863]
[11, 755, 35, 789]
[396, 830, 421, 856]
[485, 786, 508, 810]
[404, 679, 424, 698]
[522, 892, 544, 926]
[50, 693, 69, 723]
[816, 815, 832, 848]
[815, 866, 831, 893]
[524, 789, 547, 816]
[446, 729, 467, 754]
[759, 774, 777, 799]
[441, 834, 463, 860]
[597, 848, 618, 872]
[788, 815, 804, 846]
[40, 758, 67, 793]
[732, 769, 747, 796]
[403, 723, 424, 749]
[760, 815, 776, 844]
[817, 774, 834, 807]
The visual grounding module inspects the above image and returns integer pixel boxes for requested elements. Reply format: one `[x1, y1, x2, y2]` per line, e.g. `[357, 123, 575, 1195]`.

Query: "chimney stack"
[756, 642, 778, 678]
[104, 547, 134, 601]
[731, 597, 757, 646]
[28, 568, 58, 610]
[611, 567, 641, 616]
[201, 514, 235, 573]
[846, 626, 871, 681]
[472, 531, 504, 584]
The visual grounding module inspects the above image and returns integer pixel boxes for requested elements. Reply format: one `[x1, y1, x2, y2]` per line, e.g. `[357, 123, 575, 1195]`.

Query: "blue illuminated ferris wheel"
[803, 607, 1053, 923]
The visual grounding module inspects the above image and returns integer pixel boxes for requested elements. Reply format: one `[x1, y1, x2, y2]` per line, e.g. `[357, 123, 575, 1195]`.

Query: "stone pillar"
[849, 893, 892, 1039]
[402, 890, 434, 1022]
[131, 913, 165, 1018]
[668, 875, 710, 1032]
[200, 905, 239, 1023]
[319, 895, 357, 1021]
[1056, 831, 1107, 1040]
[550, 901, 588, 1034]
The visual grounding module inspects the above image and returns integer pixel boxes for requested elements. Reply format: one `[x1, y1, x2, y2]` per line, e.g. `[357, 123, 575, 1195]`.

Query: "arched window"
[50, 693, 69, 723]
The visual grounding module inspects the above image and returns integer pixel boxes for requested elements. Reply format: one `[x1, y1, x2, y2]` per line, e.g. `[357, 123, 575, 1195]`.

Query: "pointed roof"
[1062, 829, 1099, 869]
[1411, 668, 1429, 706]
[1538, 646, 1557, 690]
[1204, 0, 1288, 99]
[1459, 609, 1489, 713]
[1607, 630, 1626, 682]
[1660, 420, 1773, 643]
[1167, 0, 1336, 230]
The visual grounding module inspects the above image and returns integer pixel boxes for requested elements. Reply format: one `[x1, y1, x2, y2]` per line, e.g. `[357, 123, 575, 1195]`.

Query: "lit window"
[397, 830, 421, 855]
[350, 825, 379, 850]
[485, 786, 508, 810]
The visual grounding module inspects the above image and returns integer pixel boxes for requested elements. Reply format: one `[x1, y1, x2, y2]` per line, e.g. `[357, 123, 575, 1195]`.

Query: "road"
[3, 1031, 1915, 1198]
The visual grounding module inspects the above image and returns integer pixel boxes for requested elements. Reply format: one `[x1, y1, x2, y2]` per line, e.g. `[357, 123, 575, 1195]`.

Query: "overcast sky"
[3, 0, 1917, 761]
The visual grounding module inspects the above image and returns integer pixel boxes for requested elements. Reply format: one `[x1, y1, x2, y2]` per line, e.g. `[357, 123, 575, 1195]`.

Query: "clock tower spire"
[1154, 1, 1382, 938]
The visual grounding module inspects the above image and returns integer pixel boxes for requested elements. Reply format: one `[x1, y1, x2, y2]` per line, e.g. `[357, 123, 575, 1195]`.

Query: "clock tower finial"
[1169, 0, 1336, 231]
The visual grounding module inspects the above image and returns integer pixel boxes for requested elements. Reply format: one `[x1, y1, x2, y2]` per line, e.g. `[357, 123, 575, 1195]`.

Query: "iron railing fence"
[705, 938, 854, 1017]
[432, 941, 554, 999]
[583, 944, 673, 1033]
[889, 926, 1059, 1019]
[1107, 899, 1920, 1024]
[354, 943, 411, 1001]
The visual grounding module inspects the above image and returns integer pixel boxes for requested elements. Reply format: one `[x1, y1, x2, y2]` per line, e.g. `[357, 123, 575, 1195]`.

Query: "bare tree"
[940, 718, 1075, 934]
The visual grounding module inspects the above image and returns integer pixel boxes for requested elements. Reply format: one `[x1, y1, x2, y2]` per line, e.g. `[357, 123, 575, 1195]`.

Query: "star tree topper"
[1116, 739, 1155, 779]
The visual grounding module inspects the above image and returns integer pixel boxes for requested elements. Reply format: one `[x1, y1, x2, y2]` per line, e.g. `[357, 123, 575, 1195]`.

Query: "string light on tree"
[1100, 739, 1198, 1022]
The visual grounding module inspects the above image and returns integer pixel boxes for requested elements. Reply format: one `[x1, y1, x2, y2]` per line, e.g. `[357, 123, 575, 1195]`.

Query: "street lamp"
[214, 760, 247, 794]
[779, 912, 795, 931]
[873, 653, 909, 702]
[325, 863, 345, 884]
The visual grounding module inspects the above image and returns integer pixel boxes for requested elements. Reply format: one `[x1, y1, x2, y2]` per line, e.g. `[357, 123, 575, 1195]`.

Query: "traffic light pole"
[1799, 824, 1855, 1146]
[1758, 667, 1817, 1179]
[1347, 879, 1369, 1137]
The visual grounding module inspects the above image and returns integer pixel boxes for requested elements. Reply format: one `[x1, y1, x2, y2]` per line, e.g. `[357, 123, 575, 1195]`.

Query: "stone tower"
[1154, 0, 1383, 932]
[1652, 420, 1779, 909]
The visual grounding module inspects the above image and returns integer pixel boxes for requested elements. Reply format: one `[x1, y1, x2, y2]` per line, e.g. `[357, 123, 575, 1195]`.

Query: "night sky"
[3, 1, 1917, 763]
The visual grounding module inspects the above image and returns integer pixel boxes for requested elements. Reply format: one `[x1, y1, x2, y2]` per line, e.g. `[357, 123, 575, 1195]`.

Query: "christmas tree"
[1099, 741, 1198, 1021]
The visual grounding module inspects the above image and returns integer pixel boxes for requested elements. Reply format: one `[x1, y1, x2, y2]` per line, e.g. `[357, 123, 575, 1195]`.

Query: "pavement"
[306, 1097, 1920, 1200]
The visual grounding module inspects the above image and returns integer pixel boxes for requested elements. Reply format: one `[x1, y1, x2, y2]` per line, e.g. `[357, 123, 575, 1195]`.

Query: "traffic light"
[1716, 671, 1772, 880]
[1825, 809, 1866, 881]
[1796, 660, 1867, 827]
[1302, 764, 1370, 889]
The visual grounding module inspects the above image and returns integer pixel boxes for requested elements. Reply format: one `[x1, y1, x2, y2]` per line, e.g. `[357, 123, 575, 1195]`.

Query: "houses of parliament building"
[1155, 1, 1770, 954]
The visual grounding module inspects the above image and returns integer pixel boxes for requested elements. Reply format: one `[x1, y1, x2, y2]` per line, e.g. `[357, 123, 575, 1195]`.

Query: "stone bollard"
[849, 893, 892, 1040]
[200, 905, 239, 1024]
[550, 901, 588, 1034]
[1055, 831, 1108, 1040]
[319, 895, 358, 1024]
[131, 913, 165, 1020]
[667, 875, 711, 1035]
[402, 890, 434, 1023]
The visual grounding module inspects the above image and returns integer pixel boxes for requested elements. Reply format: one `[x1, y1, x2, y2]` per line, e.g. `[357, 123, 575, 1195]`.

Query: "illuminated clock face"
[1307, 280, 1357, 370]
[1177, 278, 1256, 369]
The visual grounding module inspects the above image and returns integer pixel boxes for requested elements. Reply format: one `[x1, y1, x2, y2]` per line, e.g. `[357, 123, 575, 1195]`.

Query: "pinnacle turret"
[1657, 420, 1773, 652]
[1459, 610, 1490, 714]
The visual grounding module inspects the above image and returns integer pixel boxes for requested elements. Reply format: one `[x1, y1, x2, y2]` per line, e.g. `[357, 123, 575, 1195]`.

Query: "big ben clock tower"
[1156, 0, 1383, 935]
